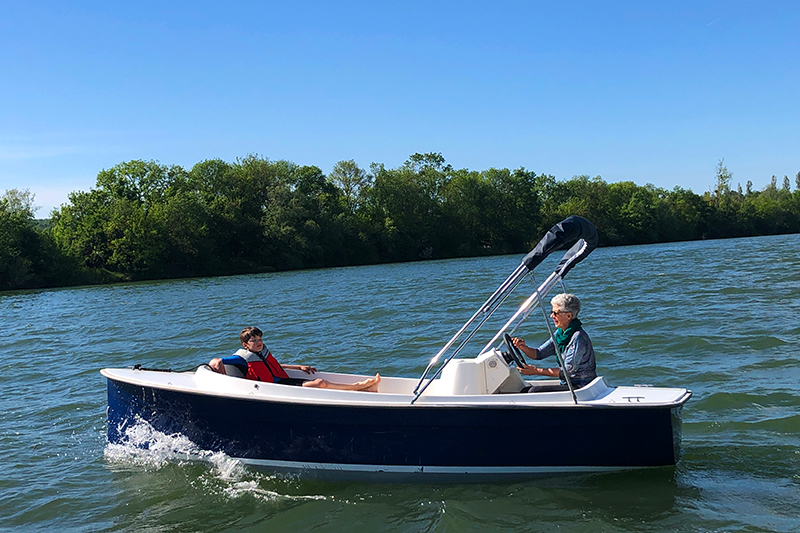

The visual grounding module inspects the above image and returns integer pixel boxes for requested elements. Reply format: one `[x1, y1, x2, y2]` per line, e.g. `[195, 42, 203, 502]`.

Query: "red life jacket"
[234, 348, 290, 382]
[248, 352, 290, 382]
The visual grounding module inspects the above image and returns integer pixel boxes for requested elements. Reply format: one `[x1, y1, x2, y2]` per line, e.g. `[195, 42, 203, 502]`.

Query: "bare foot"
[356, 373, 380, 392]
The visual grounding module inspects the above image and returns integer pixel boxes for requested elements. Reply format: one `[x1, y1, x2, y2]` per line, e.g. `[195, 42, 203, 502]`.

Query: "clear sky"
[2, 1, 799, 216]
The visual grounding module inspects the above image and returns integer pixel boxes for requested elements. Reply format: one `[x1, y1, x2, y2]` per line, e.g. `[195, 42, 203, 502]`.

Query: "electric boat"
[102, 216, 692, 479]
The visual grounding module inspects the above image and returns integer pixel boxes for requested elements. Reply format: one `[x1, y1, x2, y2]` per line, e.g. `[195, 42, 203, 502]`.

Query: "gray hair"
[551, 293, 581, 316]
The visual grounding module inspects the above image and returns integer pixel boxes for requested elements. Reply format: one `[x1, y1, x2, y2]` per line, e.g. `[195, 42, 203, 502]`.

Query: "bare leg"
[303, 373, 380, 392]
[351, 373, 380, 392]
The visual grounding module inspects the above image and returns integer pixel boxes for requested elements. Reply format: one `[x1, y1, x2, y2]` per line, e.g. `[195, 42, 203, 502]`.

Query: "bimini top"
[412, 215, 599, 402]
[522, 215, 598, 278]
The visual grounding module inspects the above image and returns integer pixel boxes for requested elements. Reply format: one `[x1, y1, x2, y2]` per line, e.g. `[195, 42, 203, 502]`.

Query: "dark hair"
[239, 327, 263, 344]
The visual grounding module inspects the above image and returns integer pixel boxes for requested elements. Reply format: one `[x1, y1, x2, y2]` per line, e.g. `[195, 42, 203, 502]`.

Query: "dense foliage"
[0, 189, 81, 290]
[2, 155, 799, 291]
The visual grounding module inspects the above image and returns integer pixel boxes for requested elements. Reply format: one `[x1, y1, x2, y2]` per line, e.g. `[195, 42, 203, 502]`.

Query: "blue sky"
[2, 1, 799, 216]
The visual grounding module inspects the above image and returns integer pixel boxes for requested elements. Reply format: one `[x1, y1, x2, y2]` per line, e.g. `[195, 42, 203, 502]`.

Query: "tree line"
[2, 154, 799, 291]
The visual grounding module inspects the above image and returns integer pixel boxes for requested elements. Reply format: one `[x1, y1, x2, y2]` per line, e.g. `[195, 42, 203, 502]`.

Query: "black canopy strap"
[132, 364, 174, 372]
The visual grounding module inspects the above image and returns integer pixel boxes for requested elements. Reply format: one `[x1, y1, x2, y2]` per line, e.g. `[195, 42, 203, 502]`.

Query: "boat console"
[439, 350, 527, 395]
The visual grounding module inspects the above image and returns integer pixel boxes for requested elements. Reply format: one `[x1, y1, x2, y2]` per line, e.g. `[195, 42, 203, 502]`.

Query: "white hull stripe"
[236, 457, 637, 475]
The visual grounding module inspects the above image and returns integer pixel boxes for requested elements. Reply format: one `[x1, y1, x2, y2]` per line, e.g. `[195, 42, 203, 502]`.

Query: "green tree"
[663, 187, 709, 240]
[366, 153, 454, 261]
[440, 169, 499, 255]
[14, 153, 800, 292]
[550, 176, 620, 243]
[1, 189, 38, 288]
[262, 163, 349, 269]
[328, 160, 371, 214]
[1, 189, 77, 289]
[187, 155, 278, 274]
[1, 188, 38, 217]
[713, 159, 733, 205]
[52, 160, 191, 278]
[486, 167, 544, 251]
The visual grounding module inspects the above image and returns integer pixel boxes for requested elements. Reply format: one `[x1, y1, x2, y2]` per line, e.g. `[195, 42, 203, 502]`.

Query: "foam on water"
[103, 417, 326, 503]
[103, 416, 224, 469]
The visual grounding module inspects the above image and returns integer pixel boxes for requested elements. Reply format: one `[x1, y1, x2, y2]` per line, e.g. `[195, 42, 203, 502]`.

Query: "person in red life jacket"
[208, 327, 380, 392]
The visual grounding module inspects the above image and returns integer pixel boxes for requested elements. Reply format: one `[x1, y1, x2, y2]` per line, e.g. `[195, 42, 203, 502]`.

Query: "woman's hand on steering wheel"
[502, 333, 527, 368]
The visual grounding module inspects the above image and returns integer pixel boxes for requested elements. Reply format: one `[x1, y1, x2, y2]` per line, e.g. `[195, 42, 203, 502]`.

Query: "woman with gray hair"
[512, 293, 597, 391]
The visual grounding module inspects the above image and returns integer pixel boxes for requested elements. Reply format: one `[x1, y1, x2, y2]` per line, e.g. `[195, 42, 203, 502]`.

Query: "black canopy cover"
[522, 216, 598, 278]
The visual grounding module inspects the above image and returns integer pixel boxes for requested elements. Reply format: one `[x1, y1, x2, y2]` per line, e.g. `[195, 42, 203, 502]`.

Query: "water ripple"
[2, 233, 800, 532]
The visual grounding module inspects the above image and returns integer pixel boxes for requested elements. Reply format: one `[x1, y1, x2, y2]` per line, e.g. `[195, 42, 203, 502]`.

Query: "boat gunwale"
[101, 367, 692, 409]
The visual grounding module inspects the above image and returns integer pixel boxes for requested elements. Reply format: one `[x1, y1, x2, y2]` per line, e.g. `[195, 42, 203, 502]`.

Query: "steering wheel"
[503, 333, 527, 368]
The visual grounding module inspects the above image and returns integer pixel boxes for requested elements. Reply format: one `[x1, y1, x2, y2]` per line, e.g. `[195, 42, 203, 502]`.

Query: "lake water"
[1, 234, 799, 532]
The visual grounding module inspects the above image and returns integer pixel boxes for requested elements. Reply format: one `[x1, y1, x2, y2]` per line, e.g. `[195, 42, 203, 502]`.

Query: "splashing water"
[103, 417, 326, 502]
[103, 416, 234, 470]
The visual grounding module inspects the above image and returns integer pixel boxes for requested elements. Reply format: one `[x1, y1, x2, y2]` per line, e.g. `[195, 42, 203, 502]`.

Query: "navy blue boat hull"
[106, 378, 684, 471]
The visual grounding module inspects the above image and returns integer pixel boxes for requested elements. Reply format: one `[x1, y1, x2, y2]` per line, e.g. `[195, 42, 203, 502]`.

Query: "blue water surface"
[1, 234, 799, 532]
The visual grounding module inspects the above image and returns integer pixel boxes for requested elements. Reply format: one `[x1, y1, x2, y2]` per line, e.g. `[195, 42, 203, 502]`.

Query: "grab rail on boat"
[410, 270, 566, 403]
[410, 263, 530, 400]
[411, 216, 598, 405]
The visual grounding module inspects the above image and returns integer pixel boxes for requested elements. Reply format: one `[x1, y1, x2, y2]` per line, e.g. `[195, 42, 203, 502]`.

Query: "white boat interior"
[102, 355, 691, 408]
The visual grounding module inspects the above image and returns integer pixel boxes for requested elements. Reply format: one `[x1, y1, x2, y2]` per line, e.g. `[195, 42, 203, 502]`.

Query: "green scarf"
[554, 318, 582, 352]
